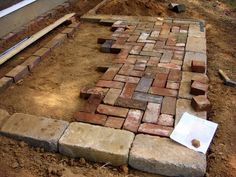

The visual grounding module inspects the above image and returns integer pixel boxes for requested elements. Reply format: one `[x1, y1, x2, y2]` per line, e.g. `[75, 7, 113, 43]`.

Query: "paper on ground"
[170, 112, 218, 154]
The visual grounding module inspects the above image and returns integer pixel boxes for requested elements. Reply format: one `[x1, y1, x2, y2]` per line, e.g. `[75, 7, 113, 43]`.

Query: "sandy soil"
[0, 0, 235, 177]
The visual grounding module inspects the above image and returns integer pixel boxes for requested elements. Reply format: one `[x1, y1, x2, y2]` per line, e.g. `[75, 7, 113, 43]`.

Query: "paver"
[101, 67, 120, 80]
[129, 134, 206, 177]
[5, 65, 29, 83]
[105, 117, 125, 129]
[120, 83, 136, 99]
[142, 103, 161, 123]
[123, 109, 143, 133]
[103, 88, 122, 105]
[183, 51, 207, 71]
[138, 123, 173, 137]
[190, 81, 208, 95]
[153, 73, 168, 88]
[74, 112, 107, 125]
[135, 76, 153, 93]
[114, 75, 140, 84]
[191, 60, 206, 73]
[97, 104, 129, 118]
[157, 114, 174, 127]
[161, 97, 176, 115]
[132, 92, 163, 104]
[186, 37, 206, 54]
[0, 113, 69, 151]
[115, 97, 147, 111]
[191, 95, 211, 112]
[33, 47, 51, 59]
[0, 109, 10, 128]
[59, 122, 134, 166]
[21, 56, 41, 71]
[83, 94, 104, 113]
[96, 80, 124, 89]
[149, 87, 178, 97]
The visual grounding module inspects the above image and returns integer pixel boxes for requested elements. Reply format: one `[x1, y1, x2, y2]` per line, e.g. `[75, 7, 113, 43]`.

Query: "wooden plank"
[0, 13, 75, 65]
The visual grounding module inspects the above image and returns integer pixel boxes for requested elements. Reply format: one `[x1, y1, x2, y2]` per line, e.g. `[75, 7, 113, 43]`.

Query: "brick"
[45, 38, 61, 49]
[132, 92, 163, 104]
[143, 103, 161, 123]
[5, 65, 29, 83]
[153, 73, 168, 88]
[83, 94, 104, 113]
[134, 62, 146, 71]
[61, 27, 75, 38]
[80, 87, 108, 99]
[191, 95, 211, 112]
[158, 63, 181, 70]
[115, 97, 147, 111]
[101, 67, 120, 80]
[191, 60, 206, 73]
[2, 32, 17, 42]
[191, 74, 209, 84]
[138, 123, 173, 137]
[166, 81, 180, 90]
[126, 56, 137, 64]
[33, 47, 51, 60]
[161, 97, 176, 115]
[68, 22, 80, 29]
[0, 77, 13, 93]
[140, 51, 162, 57]
[53, 33, 67, 44]
[168, 69, 182, 82]
[190, 81, 208, 95]
[129, 70, 144, 77]
[96, 80, 124, 89]
[154, 40, 165, 49]
[114, 75, 140, 84]
[135, 76, 153, 93]
[160, 51, 173, 63]
[143, 43, 155, 52]
[179, 82, 193, 100]
[120, 83, 136, 99]
[157, 114, 174, 127]
[119, 64, 134, 75]
[149, 87, 178, 97]
[103, 88, 121, 105]
[100, 40, 113, 53]
[127, 35, 139, 42]
[97, 104, 129, 118]
[123, 109, 143, 133]
[183, 52, 207, 71]
[21, 56, 41, 71]
[105, 117, 125, 129]
[130, 45, 143, 55]
[74, 112, 107, 125]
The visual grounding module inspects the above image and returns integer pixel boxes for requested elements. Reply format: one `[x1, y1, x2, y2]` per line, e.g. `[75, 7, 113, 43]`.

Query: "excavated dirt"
[0, 0, 236, 177]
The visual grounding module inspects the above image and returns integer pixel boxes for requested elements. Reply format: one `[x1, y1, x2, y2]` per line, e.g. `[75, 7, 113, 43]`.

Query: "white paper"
[170, 112, 218, 154]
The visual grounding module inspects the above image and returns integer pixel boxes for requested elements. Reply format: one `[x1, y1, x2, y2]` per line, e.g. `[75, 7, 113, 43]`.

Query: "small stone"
[192, 139, 201, 148]
[120, 165, 129, 174]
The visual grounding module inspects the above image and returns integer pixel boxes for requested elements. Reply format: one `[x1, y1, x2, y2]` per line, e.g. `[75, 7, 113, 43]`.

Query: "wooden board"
[0, 12, 75, 65]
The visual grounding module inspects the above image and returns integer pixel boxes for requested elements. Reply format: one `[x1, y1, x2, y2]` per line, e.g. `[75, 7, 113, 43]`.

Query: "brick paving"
[73, 18, 208, 138]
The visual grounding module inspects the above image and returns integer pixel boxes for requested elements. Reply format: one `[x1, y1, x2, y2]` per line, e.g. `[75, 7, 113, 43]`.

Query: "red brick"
[101, 40, 113, 53]
[134, 62, 146, 71]
[191, 74, 209, 84]
[120, 83, 136, 99]
[127, 35, 139, 42]
[118, 64, 134, 76]
[130, 45, 143, 55]
[115, 97, 147, 111]
[168, 69, 182, 82]
[143, 103, 161, 123]
[154, 40, 165, 49]
[161, 97, 176, 115]
[135, 76, 153, 93]
[105, 117, 125, 129]
[163, 46, 185, 51]
[152, 73, 168, 88]
[97, 104, 129, 118]
[147, 57, 160, 66]
[157, 114, 174, 127]
[166, 37, 177, 46]
[61, 27, 75, 38]
[96, 80, 124, 89]
[74, 112, 107, 125]
[138, 123, 173, 137]
[0, 77, 13, 93]
[190, 81, 208, 95]
[103, 88, 121, 105]
[191, 95, 211, 112]
[101, 67, 120, 80]
[149, 87, 178, 97]
[114, 75, 140, 84]
[83, 94, 104, 113]
[129, 70, 144, 77]
[5, 65, 29, 83]
[21, 56, 41, 71]
[123, 109, 143, 133]
[191, 60, 206, 73]
[80, 87, 108, 99]
[158, 63, 181, 70]
[166, 81, 180, 90]
[33, 47, 51, 60]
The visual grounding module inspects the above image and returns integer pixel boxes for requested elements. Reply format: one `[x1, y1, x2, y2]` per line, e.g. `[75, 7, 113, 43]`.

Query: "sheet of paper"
[170, 112, 218, 154]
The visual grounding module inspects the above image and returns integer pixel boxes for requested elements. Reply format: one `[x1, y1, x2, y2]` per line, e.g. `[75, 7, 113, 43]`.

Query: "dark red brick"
[33, 47, 51, 60]
[96, 80, 124, 89]
[191, 95, 212, 112]
[123, 109, 143, 133]
[191, 60, 206, 73]
[152, 73, 168, 88]
[120, 83, 136, 99]
[97, 104, 129, 118]
[83, 94, 104, 113]
[161, 97, 176, 115]
[74, 112, 107, 125]
[114, 75, 140, 84]
[190, 81, 208, 95]
[5, 65, 29, 83]
[130, 45, 143, 55]
[115, 97, 147, 111]
[157, 114, 174, 127]
[158, 63, 181, 70]
[149, 87, 178, 97]
[138, 123, 173, 137]
[105, 117, 125, 129]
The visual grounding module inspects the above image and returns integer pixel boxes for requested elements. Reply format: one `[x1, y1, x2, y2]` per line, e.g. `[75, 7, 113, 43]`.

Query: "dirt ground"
[0, 0, 236, 177]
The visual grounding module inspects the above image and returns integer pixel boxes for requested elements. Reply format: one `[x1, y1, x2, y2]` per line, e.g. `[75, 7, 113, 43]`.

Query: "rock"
[129, 134, 206, 177]
[192, 139, 201, 148]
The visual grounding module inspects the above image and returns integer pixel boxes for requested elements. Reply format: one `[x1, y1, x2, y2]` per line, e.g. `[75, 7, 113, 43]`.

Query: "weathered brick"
[101, 67, 120, 80]
[123, 109, 143, 133]
[115, 97, 147, 111]
[161, 97, 176, 115]
[149, 87, 178, 97]
[21, 56, 41, 71]
[157, 114, 174, 127]
[33, 47, 51, 60]
[166, 81, 180, 90]
[134, 62, 146, 71]
[191, 95, 211, 112]
[143, 103, 161, 123]
[127, 35, 139, 42]
[97, 104, 129, 118]
[140, 51, 162, 57]
[158, 63, 181, 70]
[129, 70, 144, 77]
[0, 77, 13, 93]
[138, 123, 173, 137]
[191, 60, 206, 73]
[74, 112, 107, 125]
[61, 27, 75, 38]
[152, 73, 168, 88]
[160, 51, 173, 63]
[186, 37, 206, 54]
[183, 52, 207, 71]
[119, 64, 134, 76]
[190, 81, 208, 95]
[5, 65, 29, 83]
[80, 87, 108, 99]
[168, 69, 182, 82]
[130, 45, 143, 55]
[120, 83, 136, 99]
[191, 74, 209, 84]
[105, 117, 125, 129]
[96, 80, 124, 89]
[68, 22, 80, 29]
[114, 75, 140, 84]
[103, 88, 122, 105]
[53, 33, 67, 44]
[83, 94, 104, 113]
[132, 92, 163, 104]
[135, 76, 153, 93]
[45, 38, 61, 49]
[143, 43, 155, 52]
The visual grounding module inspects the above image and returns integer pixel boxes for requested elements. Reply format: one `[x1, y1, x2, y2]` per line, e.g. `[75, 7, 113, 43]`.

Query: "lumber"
[0, 13, 75, 65]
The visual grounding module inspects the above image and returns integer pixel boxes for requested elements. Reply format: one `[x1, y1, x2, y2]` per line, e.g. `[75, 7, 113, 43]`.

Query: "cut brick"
[97, 104, 129, 118]
[130, 45, 143, 55]
[143, 103, 161, 123]
[21, 56, 41, 71]
[149, 87, 178, 97]
[103, 88, 121, 105]
[115, 97, 147, 111]
[191, 95, 211, 112]
[191, 74, 209, 84]
[190, 81, 208, 95]
[138, 123, 173, 137]
[120, 83, 136, 99]
[132, 92, 163, 104]
[123, 109, 143, 133]
[105, 117, 125, 129]
[0, 77, 13, 93]
[33, 47, 51, 60]
[161, 97, 176, 115]
[152, 73, 168, 88]
[82, 94, 104, 113]
[168, 69, 182, 82]
[157, 114, 174, 127]
[74, 112, 107, 125]
[101, 67, 120, 80]
[114, 75, 140, 84]
[191, 60, 206, 73]
[135, 76, 153, 93]
[5, 65, 29, 83]
[96, 80, 124, 89]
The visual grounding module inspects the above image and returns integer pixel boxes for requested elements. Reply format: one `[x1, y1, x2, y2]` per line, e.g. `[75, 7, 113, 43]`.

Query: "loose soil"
[0, 0, 236, 177]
